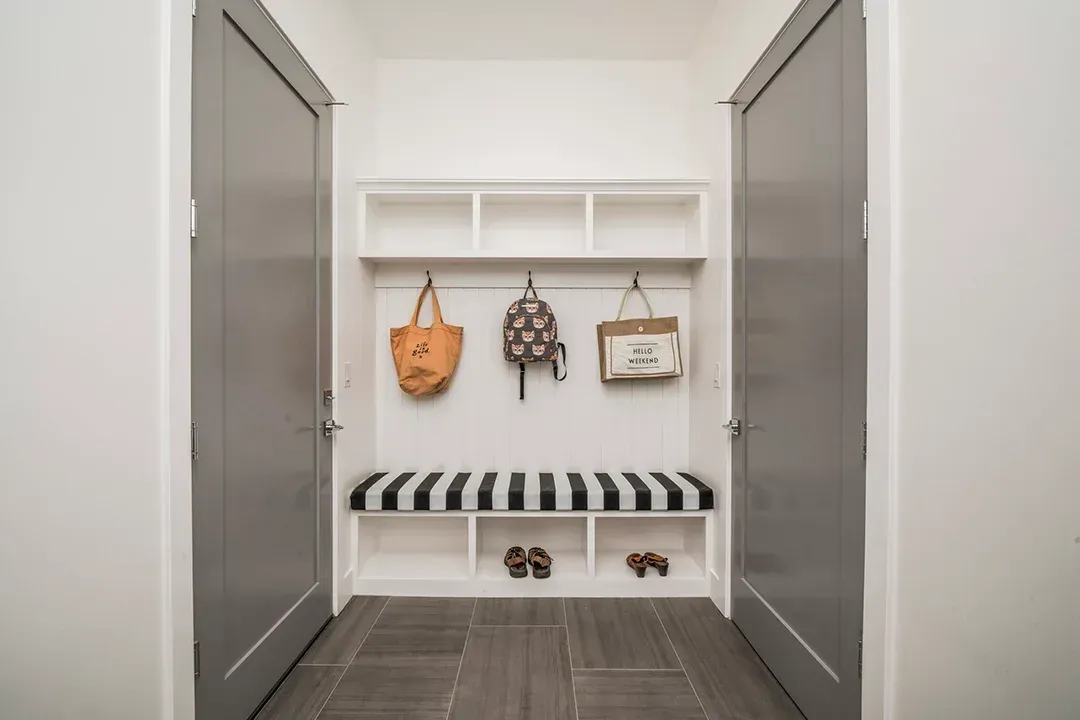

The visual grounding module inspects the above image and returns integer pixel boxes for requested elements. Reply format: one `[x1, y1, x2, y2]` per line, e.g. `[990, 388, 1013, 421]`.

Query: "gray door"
[192, 1, 334, 718]
[730, 0, 866, 718]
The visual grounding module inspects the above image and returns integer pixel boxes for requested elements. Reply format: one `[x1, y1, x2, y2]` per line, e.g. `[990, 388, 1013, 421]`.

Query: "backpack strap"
[552, 343, 567, 381]
[519, 362, 526, 400]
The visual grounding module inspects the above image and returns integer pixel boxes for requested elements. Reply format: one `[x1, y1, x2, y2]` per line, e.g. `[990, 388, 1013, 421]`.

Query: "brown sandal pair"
[504, 546, 553, 579]
[626, 552, 669, 578]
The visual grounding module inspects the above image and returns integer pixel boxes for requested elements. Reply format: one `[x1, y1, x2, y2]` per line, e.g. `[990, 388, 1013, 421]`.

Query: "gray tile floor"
[256, 597, 804, 720]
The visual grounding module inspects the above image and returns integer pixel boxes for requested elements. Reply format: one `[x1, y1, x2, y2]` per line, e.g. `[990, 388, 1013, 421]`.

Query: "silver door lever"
[322, 420, 344, 437]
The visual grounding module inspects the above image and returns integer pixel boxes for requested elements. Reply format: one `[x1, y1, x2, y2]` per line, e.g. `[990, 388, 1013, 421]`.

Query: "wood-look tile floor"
[256, 597, 804, 720]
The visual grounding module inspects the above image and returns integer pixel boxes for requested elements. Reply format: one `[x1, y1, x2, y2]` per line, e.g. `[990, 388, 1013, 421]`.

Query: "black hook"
[425, 270, 432, 286]
[527, 270, 533, 287]
[632, 271, 640, 288]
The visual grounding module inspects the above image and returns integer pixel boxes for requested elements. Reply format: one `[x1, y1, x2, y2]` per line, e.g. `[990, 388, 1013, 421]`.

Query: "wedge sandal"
[644, 552, 670, 577]
[504, 546, 528, 578]
[528, 547, 553, 579]
[626, 553, 648, 578]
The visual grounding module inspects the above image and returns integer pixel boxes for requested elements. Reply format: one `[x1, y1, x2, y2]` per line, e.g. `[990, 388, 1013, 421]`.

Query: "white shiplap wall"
[375, 283, 690, 471]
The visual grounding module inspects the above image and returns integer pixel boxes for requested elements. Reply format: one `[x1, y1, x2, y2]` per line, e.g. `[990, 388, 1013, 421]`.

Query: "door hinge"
[191, 421, 200, 461]
[862, 200, 868, 241]
[858, 633, 864, 679]
[861, 421, 867, 460]
[862, 0, 867, 19]
[192, 0, 197, 17]
[190, 199, 198, 238]
[193, 640, 201, 679]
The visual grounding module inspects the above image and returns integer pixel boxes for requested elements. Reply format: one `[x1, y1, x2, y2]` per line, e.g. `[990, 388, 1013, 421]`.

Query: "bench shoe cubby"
[350, 510, 713, 598]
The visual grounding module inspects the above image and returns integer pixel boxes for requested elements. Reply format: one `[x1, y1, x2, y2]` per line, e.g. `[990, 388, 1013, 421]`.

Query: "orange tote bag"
[390, 283, 463, 396]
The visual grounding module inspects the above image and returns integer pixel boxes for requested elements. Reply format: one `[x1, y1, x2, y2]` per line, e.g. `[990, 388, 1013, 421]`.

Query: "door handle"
[723, 418, 758, 437]
[322, 419, 344, 437]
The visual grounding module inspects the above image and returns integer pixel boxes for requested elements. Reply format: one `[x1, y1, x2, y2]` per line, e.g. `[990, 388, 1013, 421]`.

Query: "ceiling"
[350, 0, 720, 60]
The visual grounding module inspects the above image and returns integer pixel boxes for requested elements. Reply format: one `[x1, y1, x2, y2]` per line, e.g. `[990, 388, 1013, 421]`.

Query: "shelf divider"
[471, 193, 482, 252]
[587, 515, 597, 578]
[468, 515, 478, 578]
[584, 192, 595, 254]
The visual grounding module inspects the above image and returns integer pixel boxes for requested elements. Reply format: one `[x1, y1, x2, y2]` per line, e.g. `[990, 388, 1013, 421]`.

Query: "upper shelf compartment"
[357, 180, 708, 262]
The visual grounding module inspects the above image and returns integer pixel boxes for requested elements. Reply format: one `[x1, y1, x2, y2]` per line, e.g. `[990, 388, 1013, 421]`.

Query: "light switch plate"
[344, 362, 352, 388]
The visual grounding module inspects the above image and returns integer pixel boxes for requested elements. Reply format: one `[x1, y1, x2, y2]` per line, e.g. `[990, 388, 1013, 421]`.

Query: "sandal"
[644, 552, 670, 577]
[527, 547, 553, 579]
[504, 546, 528, 578]
[626, 553, 648, 578]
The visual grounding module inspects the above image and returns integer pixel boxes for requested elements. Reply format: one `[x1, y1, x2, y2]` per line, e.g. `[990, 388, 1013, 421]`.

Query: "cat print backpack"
[503, 275, 567, 400]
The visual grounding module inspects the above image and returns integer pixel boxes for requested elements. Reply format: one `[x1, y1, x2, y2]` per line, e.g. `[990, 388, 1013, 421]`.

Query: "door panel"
[193, 1, 333, 718]
[222, 17, 319, 661]
[730, 1, 866, 718]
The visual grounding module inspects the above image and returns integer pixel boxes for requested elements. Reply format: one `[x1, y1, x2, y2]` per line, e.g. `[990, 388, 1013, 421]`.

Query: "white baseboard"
[336, 569, 354, 614]
[709, 570, 729, 617]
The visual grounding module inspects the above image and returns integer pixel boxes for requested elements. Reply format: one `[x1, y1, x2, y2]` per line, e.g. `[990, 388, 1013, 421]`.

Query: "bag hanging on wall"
[390, 280, 463, 397]
[502, 274, 567, 400]
[596, 280, 683, 382]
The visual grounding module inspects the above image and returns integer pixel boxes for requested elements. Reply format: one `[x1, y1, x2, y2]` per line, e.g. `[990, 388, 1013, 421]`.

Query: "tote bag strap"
[410, 283, 445, 326]
[616, 283, 655, 320]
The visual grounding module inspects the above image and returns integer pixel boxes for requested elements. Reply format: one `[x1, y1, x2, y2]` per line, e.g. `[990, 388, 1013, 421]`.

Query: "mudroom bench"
[348, 471, 716, 598]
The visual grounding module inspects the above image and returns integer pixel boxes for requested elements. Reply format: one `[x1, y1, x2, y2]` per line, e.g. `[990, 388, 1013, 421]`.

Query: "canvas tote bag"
[596, 282, 683, 382]
[390, 282, 463, 396]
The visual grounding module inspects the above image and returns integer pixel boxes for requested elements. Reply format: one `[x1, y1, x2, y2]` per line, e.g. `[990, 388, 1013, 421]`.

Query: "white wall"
[374, 281, 691, 471]
[258, 0, 379, 612]
[0, 1, 190, 718]
[865, 0, 1080, 717]
[374, 60, 697, 179]
[687, 0, 801, 612]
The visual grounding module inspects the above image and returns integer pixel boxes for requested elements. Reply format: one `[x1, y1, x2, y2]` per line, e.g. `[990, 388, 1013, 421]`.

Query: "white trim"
[356, 178, 710, 193]
[336, 569, 353, 615]
[863, 0, 899, 717]
[162, 0, 194, 719]
[330, 104, 342, 618]
[372, 263, 694, 290]
[722, 106, 736, 619]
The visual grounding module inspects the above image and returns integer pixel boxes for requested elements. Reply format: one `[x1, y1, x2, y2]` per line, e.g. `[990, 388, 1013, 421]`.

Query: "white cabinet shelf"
[349, 510, 713, 598]
[357, 180, 708, 262]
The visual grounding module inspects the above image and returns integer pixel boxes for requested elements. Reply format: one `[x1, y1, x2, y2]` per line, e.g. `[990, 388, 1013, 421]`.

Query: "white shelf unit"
[350, 510, 712, 598]
[354, 515, 471, 581]
[357, 180, 708, 262]
[364, 192, 474, 257]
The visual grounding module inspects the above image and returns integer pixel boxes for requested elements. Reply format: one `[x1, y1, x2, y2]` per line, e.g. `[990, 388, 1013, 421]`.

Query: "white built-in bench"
[349, 471, 716, 598]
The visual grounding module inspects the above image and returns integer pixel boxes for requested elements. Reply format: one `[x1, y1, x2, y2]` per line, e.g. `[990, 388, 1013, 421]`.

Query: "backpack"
[503, 277, 567, 400]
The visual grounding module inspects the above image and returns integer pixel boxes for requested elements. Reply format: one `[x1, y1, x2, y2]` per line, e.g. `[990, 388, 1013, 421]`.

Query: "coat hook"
[527, 270, 533, 286]
[426, 270, 432, 286]
[633, 271, 640, 288]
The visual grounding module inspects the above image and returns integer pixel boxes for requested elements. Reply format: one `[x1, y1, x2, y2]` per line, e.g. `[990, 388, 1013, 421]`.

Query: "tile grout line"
[444, 596, 479, 720]
[312, 595, 391, 720]
[651, 598, 712, 720]
[563, 598, 582, 720]
[571, 667, 690, 673]
[471, 624, 567, 628]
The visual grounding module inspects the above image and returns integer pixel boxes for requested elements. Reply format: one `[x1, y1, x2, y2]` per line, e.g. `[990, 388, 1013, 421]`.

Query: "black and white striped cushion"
[349, 472, 713, 512]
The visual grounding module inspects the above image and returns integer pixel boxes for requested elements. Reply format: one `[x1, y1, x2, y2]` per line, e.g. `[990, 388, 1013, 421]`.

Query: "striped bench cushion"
[350, 472, 713, 512]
